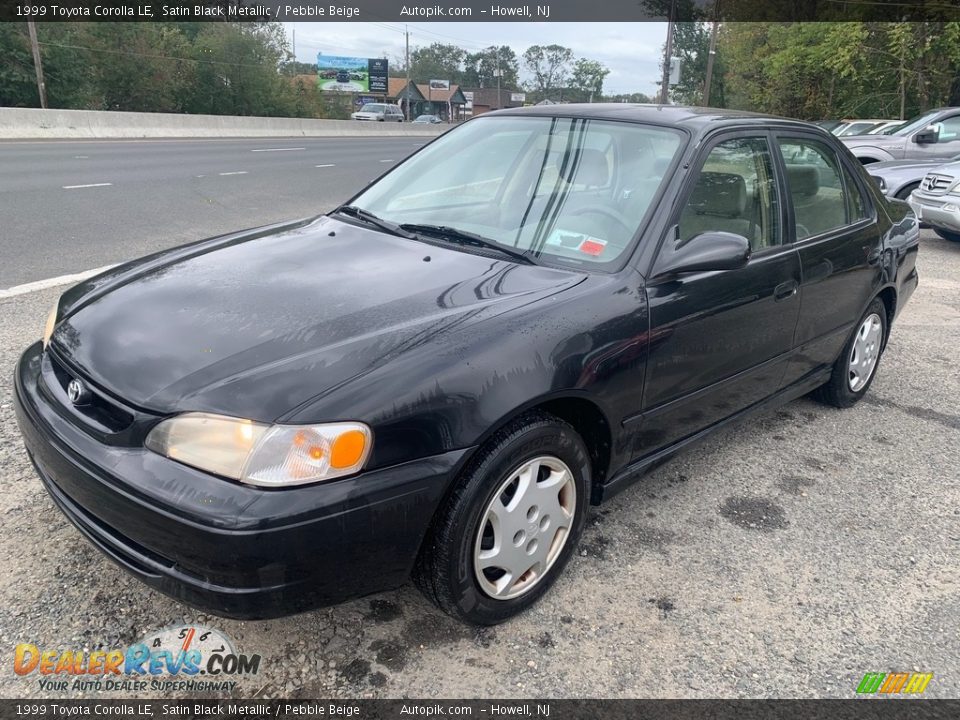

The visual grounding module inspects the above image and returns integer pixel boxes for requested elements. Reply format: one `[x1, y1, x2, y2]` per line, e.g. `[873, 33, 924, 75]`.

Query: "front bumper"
[908, 191, 960, 232]
[14, 341, 467, 618]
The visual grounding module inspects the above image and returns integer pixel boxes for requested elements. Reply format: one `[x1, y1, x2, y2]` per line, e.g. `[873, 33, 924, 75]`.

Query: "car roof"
[488, 103, 829, 139]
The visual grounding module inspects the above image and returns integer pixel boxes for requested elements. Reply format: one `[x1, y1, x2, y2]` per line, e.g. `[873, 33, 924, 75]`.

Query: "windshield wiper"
[399, 223, 537, 265]
[333, 205, 418, 240]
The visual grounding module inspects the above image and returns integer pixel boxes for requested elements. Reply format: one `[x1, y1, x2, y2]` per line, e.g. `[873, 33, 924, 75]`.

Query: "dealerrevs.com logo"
[856, 671, 934, 695]
[13, 625, 260, 693]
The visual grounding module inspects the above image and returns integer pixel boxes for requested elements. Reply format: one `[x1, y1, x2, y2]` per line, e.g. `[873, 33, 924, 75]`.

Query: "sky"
[285, 22, 670, 97]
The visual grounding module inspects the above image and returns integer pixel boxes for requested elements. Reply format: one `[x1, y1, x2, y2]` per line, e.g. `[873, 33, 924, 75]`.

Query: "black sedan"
[15, 105, 920, 625]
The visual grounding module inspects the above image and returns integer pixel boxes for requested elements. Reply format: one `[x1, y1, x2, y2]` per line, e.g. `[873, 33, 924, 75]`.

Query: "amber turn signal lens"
[330, 429, 367, 468]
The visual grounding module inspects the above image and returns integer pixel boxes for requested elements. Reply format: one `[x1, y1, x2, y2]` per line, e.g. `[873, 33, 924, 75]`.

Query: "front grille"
[919, 173, 954, 194]
[43, 350, 134, 435]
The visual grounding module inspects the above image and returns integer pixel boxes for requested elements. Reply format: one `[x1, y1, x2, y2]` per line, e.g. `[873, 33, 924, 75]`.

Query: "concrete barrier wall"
[0, 108, 450, 139]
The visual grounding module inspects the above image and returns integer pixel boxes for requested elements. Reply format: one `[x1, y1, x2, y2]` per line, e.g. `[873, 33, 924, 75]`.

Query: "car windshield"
[347, 115, 684, 269]
[361, 104, 385, 113]
[892, 110, 943, 136]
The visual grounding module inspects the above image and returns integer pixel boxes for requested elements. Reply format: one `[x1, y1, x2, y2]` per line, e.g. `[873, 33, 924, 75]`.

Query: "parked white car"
[351, 103, 404, 122]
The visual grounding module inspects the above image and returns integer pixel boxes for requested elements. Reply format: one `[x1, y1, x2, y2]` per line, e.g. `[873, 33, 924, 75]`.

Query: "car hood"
[52, 216, 584, 420]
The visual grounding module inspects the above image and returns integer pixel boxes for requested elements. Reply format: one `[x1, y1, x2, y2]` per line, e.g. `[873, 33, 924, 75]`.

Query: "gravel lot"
[0, 231, 957, 700]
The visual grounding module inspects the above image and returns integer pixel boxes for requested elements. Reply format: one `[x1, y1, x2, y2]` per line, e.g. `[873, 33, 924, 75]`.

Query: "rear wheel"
[414, 412, 590, 625]
[934, 228, 960, 242]
[812, 298, 887, 408]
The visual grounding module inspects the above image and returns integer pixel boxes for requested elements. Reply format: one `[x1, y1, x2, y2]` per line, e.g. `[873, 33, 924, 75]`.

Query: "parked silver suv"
[908, 160, 960, 242]
[351, 103, 404, 122]
[842, 107, 960, 164]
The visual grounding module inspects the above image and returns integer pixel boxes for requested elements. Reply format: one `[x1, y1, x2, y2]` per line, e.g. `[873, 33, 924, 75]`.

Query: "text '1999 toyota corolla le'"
[15, 105, 919, 625]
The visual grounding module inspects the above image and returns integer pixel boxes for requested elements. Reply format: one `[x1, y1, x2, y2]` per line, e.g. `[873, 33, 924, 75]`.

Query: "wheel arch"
[876, 285, 897, 347]
[852, 147, 895, 164]
[437, 391, 615, 517]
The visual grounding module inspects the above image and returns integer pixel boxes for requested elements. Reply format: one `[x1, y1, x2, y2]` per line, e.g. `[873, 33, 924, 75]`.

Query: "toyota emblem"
[67, 379, 90, 406]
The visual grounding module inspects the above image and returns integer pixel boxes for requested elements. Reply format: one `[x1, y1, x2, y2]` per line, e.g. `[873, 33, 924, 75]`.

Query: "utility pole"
[292, 26, 296, 66]
[703, 2, 720, 107]
[659, 0, 676, 105]
[405, 25, 411, 121]
[27, 21, 48, 109]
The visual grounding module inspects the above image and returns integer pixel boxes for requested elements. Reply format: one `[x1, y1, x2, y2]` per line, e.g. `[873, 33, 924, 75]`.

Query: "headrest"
[568, 148, 609, 187]
[688, 171, 747, 218]
[786, 164, 819, 197]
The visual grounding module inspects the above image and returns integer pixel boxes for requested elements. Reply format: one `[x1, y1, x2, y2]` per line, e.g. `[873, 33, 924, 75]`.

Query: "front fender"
[851, 146, 896, 163]
[288, 274, 648, 473]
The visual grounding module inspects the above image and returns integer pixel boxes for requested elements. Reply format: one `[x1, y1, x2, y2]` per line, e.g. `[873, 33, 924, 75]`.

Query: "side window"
[935, 116, 960, 143]
[679, 136, 781, 251]
[841, 163, 868, 221]
[777, 138, 849, 240]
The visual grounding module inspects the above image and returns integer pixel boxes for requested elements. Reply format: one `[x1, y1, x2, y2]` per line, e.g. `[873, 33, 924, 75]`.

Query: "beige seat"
[678, 171, 755, 243]
[785, 164, 846, 238]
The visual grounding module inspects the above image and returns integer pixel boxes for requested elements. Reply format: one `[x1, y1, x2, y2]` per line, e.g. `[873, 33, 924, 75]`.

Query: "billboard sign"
[368, 58, 389, 93]
[317, 55, 389, 93]
[429, 79, 450, 90]
[510, 92, 527, 102]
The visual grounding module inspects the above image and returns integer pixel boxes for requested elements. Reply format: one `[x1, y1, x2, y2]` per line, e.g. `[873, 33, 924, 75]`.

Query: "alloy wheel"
[473, 456, 577, 600]
[848, 312, 882, 392]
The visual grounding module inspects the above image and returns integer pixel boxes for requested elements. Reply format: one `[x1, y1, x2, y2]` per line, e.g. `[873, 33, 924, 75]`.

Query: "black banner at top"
[2, 0, 959, 23]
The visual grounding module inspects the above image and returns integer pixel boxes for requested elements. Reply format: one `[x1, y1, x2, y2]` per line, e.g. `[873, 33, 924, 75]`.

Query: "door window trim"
[649, 128, 791, 277]
[770, 130, 877, 247]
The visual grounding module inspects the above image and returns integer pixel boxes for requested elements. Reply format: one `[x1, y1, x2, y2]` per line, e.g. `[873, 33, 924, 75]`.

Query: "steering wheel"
[567, 204, 634, 236]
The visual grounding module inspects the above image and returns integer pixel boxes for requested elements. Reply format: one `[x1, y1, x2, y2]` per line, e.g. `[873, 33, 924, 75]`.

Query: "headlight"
[42, 301, 59, 348]
[872, 176, 885, 191]
[145, 413, 372, 487]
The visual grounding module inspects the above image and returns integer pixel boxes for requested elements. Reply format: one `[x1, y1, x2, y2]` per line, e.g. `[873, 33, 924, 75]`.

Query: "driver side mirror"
[913, 125, 939, 144]
[654, 231, 751, 277]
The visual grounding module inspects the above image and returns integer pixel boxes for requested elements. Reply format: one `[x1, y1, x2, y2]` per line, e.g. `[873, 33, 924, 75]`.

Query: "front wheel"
[414, 412, 590, 625]
[812, 298, 887, 408]
[934, 228, 960, 242]
[894, 182, 919, 201]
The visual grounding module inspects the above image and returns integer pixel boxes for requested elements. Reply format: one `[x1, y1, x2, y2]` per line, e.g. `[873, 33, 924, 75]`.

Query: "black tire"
[934, 228, 960, 242]
[894, 182, 919, 201]
[812, 298, 887, 408]
[414, 411, 590, 625]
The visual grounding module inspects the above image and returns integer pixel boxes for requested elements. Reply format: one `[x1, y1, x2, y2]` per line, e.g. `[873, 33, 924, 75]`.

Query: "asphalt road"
[0, 137, 429, 289]
[0, 142, 958, 699]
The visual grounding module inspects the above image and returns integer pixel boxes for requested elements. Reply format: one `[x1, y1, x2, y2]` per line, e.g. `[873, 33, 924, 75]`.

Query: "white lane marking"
[379, 159, 395, 163]
[62, 182, 112, 189]
[218, 171, 248, 176]
[251, 147, 306, 153]
[74, 155, 89, 159]
[0, 264, 119, 300]
[315, 164, 336, 168]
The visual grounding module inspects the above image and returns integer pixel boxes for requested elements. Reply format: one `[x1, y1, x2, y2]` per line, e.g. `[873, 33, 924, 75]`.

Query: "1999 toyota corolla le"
[15, 106, 919, 625]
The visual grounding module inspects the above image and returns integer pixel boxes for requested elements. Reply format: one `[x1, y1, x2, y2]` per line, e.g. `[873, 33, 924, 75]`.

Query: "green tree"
[522, 44, 573, 99]
[462, 46, 519, 89]
[409, 43, 466, 86]
[568, 59, 610, 102]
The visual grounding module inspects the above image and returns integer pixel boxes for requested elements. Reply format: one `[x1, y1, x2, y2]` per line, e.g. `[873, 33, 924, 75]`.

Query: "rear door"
[635, 131, 802, 456]
[773, 132, 881, 385]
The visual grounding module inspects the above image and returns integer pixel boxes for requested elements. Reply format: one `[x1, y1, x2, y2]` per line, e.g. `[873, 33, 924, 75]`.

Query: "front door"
[633, 133, 802, 457]
[911, 112, 960, 159]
